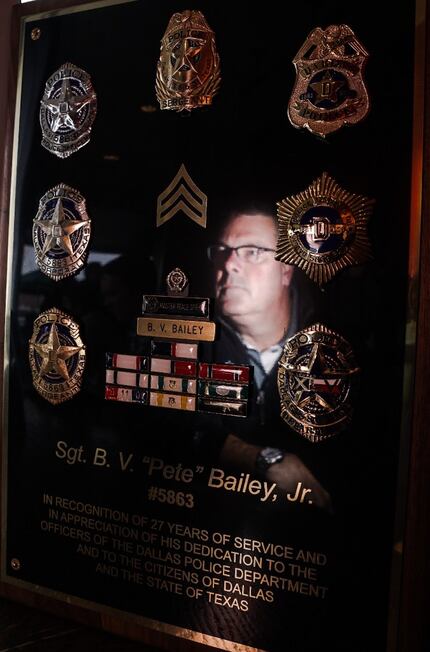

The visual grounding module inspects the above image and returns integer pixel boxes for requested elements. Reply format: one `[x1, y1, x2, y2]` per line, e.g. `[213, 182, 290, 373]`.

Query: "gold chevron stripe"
[157, 164, 207, 227]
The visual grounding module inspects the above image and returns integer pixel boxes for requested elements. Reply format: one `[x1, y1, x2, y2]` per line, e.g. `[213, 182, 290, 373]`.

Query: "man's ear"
[281, 263, 294, 287]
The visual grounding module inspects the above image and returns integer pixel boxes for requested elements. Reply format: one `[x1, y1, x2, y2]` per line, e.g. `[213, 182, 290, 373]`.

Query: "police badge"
[40, 63, 97, 158]
[276, 172, 374, 285]
[278, 324, 359, 442]
[33, 184, 91, 281]
[156, 10, 221, 111]
[29, 308, 86, 405]
[288, 25, 369, 137]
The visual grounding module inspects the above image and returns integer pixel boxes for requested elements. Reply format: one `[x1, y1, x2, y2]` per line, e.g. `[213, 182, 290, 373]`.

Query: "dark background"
[5, 1, 416, 651]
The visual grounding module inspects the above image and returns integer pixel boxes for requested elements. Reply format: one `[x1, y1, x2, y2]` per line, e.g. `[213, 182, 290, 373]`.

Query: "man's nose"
[223, 248, 241, 273]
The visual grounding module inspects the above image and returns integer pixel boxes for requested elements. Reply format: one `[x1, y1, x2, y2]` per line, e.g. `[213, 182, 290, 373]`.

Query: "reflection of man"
[211, 211, 293, 355]
[206, 207, 331, 510]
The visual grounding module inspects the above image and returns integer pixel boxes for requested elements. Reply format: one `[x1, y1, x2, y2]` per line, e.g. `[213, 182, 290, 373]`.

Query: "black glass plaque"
[0, 1, 423, 651]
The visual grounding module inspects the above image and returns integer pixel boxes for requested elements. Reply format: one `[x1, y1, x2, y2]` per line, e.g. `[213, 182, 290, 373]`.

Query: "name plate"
[137, 318, 216, 341]
[142, 295, 211, 319]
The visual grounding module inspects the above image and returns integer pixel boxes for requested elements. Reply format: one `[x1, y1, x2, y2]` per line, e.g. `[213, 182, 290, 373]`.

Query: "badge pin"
[157, 164, 207, 228]
[40, 63, 97, 158]
[278, 324, 359, 442]
[156, 10, 221, 112]
[33, 184, 91, 281]
[166, 267, 189, 295]
[288, 25, 369, 137]
[276, 172, 374, 285]
[29, 308, 86, 405]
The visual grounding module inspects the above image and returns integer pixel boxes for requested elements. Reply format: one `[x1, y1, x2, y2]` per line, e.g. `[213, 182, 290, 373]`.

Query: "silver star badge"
[33, 183, 91, 281]
[40, 63, 97, 158]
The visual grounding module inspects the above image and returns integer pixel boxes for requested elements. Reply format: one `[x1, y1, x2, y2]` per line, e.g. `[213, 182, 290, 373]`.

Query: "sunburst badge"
[278, 324, 359, 442]
[276, 172, 374, 286]
[40, 63, 97, 158]
[288, 25, 369, 137]
[29, 308, 86, 405]
[156, 10, 221, 112]
[33, 184, 91, 281]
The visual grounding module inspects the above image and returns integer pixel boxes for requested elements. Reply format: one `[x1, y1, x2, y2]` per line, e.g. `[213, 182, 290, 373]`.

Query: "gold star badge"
[29, 308, 86, 405]
[32, 322, 82, 381]
[156, 10, 221, 112]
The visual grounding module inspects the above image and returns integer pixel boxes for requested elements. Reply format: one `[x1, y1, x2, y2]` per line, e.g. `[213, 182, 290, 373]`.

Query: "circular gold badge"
[278, 323, 359, 442]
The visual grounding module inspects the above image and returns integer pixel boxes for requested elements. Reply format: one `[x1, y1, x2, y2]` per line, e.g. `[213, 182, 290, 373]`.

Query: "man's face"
[214, 213, 293, 322]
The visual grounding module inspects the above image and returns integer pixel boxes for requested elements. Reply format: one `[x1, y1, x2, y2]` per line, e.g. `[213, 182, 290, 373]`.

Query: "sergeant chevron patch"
[156, 164, 207, 228]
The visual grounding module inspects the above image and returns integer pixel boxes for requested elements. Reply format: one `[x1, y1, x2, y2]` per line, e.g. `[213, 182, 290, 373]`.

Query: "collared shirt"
[242, 340, 284, 389]
[217, 288, 299, 389]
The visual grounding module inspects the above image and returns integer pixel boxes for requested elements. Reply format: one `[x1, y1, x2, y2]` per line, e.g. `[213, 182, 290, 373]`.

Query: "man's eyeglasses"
[207, 244, 276, 265]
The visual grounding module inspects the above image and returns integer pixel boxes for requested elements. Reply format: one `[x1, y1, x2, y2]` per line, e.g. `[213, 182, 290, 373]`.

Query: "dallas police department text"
[40, 497, 328, 609]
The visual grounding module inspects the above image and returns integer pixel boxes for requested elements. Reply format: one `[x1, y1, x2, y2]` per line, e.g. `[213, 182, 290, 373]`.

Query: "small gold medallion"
[40, 63, 97, 158]
[156, 10, 221, 112]
[29, 308, 86, 405]
[288, 25, 369, 137]
[278, 324, 359, 442]
[276, 172, 374, 285]
[166, 267, 189, 296]
[33, 184, 91, 281]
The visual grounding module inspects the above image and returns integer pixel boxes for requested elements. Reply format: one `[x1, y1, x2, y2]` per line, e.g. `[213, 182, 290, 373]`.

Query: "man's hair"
[218, 201, 277, 236]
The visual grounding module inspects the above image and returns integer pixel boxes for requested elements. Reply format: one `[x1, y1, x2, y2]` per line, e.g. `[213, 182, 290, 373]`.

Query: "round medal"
[278, 323, 359, 442]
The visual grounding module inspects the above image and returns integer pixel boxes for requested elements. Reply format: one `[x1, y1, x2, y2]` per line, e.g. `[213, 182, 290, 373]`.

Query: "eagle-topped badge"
[278, 324, 360, 442]
[288, 25, 369, 137]
[156, 10, 221, 112]
[29, 308, 86, 405]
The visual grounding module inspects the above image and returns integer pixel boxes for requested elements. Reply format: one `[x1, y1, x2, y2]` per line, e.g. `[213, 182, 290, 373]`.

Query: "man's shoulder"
[200, 318, 249, 365]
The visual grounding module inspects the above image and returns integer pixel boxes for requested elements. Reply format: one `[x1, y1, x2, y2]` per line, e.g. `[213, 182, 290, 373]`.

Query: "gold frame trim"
[22, 0, 136, 24]
[3, 575, 264, 652]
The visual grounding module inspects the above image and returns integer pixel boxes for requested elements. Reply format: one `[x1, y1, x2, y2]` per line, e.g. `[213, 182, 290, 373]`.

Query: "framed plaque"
[0, 1, 429, 651]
